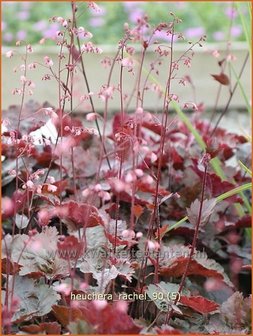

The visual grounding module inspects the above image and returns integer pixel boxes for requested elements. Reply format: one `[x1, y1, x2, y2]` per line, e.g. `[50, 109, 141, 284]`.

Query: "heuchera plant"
[1, 1, 251, 335]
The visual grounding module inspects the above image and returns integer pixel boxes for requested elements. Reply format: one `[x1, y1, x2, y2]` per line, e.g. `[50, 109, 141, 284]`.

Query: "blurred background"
[2, 1, 249, 45]
[2, 1, 251, 132]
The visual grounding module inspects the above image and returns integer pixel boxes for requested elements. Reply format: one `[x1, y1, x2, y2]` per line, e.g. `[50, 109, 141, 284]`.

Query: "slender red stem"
[166, 156, 209, 324]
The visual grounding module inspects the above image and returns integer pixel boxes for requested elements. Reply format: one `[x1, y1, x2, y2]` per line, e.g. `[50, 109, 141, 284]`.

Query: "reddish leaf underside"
[56, 201, 104, 231]
[42, 180, 68, 196]
[112, 189, 151, 206]
[159, 256, 232, 286]
[52, 305, 83, 327]
[191, 168, 243, 204]
[155, 224, 169, 240]
[180, 295, 219, 314]
[211, 73, 230, 85]
[142, 119, 164, 135]
[105, 231, 137, 247]
[20, 322, 61, 334]
[79, 302, 141, 334]
[53, 303, 141, 334]
[235, 215, 252, 228]
[2, 258, 20, 275]
[133, 204, 144, 218]
[57, 235, 85, 260]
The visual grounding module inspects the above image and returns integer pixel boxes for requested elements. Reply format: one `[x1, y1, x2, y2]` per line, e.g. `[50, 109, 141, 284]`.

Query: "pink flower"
[150, 152, 157, 163]
[88, 2, 102, 13]
[62, 20, 68, 28]
[89, 17, 105, 28]
[115, 300, 128, 313]
[55, 137, 76, 155]
[28, 63, 36, 70]
[136, 232, 143, 239]
[122, 229, 135, 239]
[98, 85, 114, 101]
[93, 300, 107, 310]
[86, 112, 99, 121]
[212, 50, 220, 58]
[184, 58, 191, 68]
[26, 180, 34, 189]
[183, 102, 198, 110]
[82, 188, 91, 198]
[213, 31, 225, 41]
[48, 184, 58, 193]
[75, 27, 93, 39]
[3, 32, 13, 42]
[17, 30, 27, 40]
[231, 25, 242, 38]
[36, 185, 42, 194]
[99, 191, 111, 202]
[44, 23, 60, 39]
[2, 197, 14, 217]
[48, 176, 55, 184]
[26, 44, 33, 53]
[80, 282, 88, 291]
[184, 27, 205, 39]
[44, 56, 53, 67]
[135, 169, 144, 177]
[129, 8, 144, 23]
[147, 240, 160, 251]
[38, 209, 51, 226]
[20, 75, 26, 84]
[17, 11, 30, 21]
[54, 283, 72, 295]
[225, 7, 238, 19]
[5, 50, 13, 58]
[147, 240, 156, 251]
[142, 175, 154, 185]
[29, 240, 42, 252]
[101, 57, 112, 68]
[56, 16, 64, 24]
[9, 170, 16, 176]
[204, 279, 222, 291]
[2, 21, 6, 31]
[110, 178, 125, 192]
[121, 57, 135, 72]
[81, 42, 103, 54]
[126, 46, 135, 55]
[33, 20, 47, 31]
[153, 30, 173, 43]
[125, 171, 136, 183]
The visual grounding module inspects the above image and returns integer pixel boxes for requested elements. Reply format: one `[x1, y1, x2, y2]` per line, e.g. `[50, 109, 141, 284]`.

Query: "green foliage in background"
[2, 1, 250, 45]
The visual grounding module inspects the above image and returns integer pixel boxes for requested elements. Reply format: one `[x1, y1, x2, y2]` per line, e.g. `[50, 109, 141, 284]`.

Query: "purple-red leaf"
[180, 295, 219, 314]
[211, 73, 230, 85]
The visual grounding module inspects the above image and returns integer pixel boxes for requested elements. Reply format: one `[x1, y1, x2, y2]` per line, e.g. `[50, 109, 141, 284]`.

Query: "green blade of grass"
[235, 2, 252, 57]
[246, 228, 252, 238]
[216, 182, 252, 202]
[230, 63, 251, 114]
[209, 157, 226, 180]
[166, 182, 252, 232]
[238, 160, 252, 176]
[171, 101, 206, 150]
[172, 101, 226, 179]
[234, 203, 246, 217]
[247, 2, 252, 20]
[239, 191, 252, 215]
